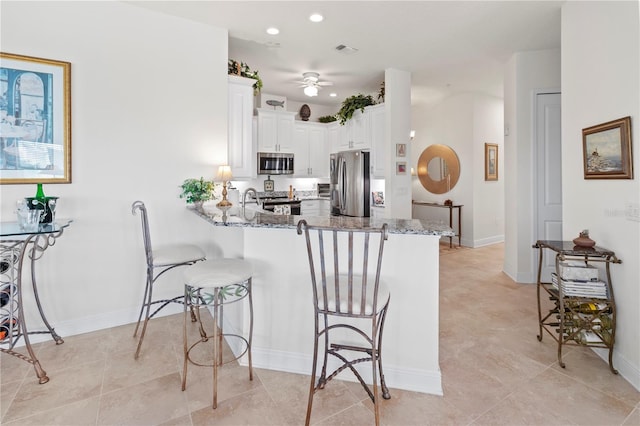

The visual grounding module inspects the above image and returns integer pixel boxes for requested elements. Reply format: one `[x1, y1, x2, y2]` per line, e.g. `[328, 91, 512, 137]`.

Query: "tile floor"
[1, 243, 639, 425]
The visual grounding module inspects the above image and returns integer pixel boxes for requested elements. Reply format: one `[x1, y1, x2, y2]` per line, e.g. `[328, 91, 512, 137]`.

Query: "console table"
[0, 220, 72, 384]
[412, 201, 462, 248]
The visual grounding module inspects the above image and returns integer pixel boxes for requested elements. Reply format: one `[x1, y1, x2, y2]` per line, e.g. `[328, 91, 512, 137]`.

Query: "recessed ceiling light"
[266, 27, 279, 35]
[329, 93, 337, 97]
[309, 13, 323, 23]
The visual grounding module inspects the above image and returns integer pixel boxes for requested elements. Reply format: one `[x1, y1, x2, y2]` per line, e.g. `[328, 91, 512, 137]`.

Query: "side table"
[412, 201, 462, 248]
[533, 240, 621, 374]
[1, 220, 72, 384]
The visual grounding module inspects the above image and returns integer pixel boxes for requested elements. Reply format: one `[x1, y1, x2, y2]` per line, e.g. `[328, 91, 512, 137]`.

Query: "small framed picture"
[396, 161, 407, 175]
[372, 191, 384, 206]
[396, 143, 406, 157]
[484, 143, 498, 181]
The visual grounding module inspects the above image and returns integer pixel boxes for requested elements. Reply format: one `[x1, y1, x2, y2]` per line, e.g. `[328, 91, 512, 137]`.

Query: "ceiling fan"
[296, 72, 333, 97]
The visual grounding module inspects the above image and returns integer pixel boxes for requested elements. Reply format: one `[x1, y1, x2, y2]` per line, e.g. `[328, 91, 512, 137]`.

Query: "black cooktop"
[262, 197, 300, 206]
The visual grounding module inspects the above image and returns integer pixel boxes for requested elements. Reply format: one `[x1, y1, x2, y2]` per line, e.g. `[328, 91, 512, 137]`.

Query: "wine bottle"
[35, 183, 45, 200]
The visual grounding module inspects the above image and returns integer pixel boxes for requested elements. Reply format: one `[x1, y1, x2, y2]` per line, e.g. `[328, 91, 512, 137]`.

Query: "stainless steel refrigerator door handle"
[339, 158, 347, 212]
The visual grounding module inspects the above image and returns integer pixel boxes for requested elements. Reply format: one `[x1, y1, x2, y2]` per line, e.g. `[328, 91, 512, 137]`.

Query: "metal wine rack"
[533, 240, 621, 374]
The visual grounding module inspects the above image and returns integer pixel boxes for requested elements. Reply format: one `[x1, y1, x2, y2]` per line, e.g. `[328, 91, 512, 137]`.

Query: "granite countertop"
[193, 206, 454, 236]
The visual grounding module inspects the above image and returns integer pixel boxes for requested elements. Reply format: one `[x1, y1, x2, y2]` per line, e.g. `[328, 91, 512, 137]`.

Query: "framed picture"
[582, 116, 633, 179]
[371, 191, 384, 206]
[484, 143, 498, 181]
[396, 143, 406, 157]
[396, 161, 407, 175]
[0, 52, 71, 184]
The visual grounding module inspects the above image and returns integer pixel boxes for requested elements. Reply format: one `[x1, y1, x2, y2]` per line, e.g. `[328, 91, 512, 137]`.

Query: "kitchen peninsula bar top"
[193, 207, 455, 237]
[189, 206, 448, 397]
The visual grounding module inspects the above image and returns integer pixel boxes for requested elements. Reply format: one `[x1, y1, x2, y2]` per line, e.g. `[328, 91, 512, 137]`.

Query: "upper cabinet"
[333, 109, 370, 151]
[368, 104, 387, 178]
[293, 121, 329, 177]
[329, 104, 387, 177]
[257, 108, 295, 153]
[330, 106, 388, 153]
[228, 75, 256, 178]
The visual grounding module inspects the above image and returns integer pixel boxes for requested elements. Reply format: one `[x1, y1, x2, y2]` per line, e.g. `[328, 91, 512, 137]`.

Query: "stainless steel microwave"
[257, 152, 294, 175]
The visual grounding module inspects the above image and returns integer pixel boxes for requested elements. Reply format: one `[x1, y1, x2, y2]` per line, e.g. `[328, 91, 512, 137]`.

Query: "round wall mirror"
[417, 144, 460, 194]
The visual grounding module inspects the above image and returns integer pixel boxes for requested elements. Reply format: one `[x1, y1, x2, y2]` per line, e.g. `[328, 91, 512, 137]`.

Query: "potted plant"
[179, 177, 217, 211]
[228, 59, 263, 95]
[318, 114, 337, 123]
[336, 94, 376, 125]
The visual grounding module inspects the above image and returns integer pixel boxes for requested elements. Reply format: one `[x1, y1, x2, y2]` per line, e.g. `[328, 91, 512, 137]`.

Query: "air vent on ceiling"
[335, 44, 359, 54]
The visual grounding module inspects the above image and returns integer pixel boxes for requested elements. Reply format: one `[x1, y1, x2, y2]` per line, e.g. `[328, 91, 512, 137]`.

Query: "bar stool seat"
[181, 258, 253, 409]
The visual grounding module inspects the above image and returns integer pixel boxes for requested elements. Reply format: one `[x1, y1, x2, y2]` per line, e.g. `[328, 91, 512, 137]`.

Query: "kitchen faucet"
[242, 188, 260, 213]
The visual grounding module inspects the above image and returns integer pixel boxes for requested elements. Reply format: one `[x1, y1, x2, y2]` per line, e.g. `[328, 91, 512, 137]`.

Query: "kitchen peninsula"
[191, 207, 453, 396]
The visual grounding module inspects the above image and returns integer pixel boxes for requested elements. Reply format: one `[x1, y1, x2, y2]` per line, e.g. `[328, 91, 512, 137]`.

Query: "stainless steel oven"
[258, 152, 294, 175]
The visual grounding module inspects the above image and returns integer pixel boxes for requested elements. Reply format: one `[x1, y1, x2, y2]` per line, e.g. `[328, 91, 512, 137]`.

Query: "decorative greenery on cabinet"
[318, 115, 337, 123]
[337, 94, 376, 125]
[228, 59, 263, 95]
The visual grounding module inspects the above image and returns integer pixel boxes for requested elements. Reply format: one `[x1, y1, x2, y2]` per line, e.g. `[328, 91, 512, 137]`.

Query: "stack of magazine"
[551, 273, 608, 299]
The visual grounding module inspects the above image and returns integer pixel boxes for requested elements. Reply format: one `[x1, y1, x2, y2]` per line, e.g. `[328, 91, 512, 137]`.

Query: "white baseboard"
[12, 304, 184, 346]
[592, 347, 640, 392]
[244, 346, 443, 396]
[472, 235, 504, 248]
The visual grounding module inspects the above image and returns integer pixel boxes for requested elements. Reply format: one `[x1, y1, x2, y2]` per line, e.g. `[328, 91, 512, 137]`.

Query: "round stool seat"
[181, 257, 254, 409]
[184, 258, 252, 289]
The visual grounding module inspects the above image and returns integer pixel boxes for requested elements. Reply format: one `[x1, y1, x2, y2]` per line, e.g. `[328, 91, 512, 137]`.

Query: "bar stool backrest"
[131, 200, 153, 268]
[297, 220, 388, 318]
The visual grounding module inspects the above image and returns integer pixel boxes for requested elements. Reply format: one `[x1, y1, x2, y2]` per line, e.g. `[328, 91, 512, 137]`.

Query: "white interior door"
[535, 92, 562, 282]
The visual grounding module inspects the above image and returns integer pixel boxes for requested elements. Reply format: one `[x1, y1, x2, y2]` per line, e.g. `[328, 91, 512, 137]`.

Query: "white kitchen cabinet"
[332, 107, 374, 152]
[257, 108, 295, 153]
[349, 109, 370, 150]
[301, 199, 331, 217]
[293, 121, 329, 177]
[327, 121, 341, 153]
[371, 205, 386, 219]
[369, 104, 387, 178]
[228, 75, 256, 178]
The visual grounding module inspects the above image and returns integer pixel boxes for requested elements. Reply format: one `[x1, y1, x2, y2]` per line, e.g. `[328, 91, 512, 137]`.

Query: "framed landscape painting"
[582, 116, 633, 179]
[0, 52, 71, 184]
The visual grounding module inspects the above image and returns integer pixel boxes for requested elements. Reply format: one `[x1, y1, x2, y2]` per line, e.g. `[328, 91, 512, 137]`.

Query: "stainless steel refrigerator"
[330, 150, 370, 217]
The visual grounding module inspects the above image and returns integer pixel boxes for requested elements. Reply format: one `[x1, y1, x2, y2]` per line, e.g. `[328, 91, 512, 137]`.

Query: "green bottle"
[35, 183, 45, 200]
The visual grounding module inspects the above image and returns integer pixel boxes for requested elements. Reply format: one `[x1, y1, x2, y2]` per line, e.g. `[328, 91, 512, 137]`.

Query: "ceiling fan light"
[266, 27, 279, 35]
[304, 85, 318, 97]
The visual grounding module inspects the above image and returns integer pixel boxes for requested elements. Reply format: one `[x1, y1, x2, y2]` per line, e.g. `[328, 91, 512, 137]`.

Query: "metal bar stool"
[131, 201, 206, 359]
[297, 219, 391, 426]
[181, 258, 253, 409]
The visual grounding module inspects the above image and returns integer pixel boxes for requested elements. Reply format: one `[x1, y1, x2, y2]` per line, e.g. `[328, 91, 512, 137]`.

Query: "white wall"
[472, 95, 504, 246]
[384, 68, 413, 219]
[0, 2, 233, 335]
[411, 92, 503, 247]
[503, 49, 561, 282]
[561, 0, 640, 390]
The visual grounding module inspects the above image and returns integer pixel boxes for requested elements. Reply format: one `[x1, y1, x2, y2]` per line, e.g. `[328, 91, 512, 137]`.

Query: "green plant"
[336, 94, 376, 125]
[228, 59, 263, 95]
[378, 81, 385, 102]
[318, 114, 337, 123]
[179, 177, 217, 204]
